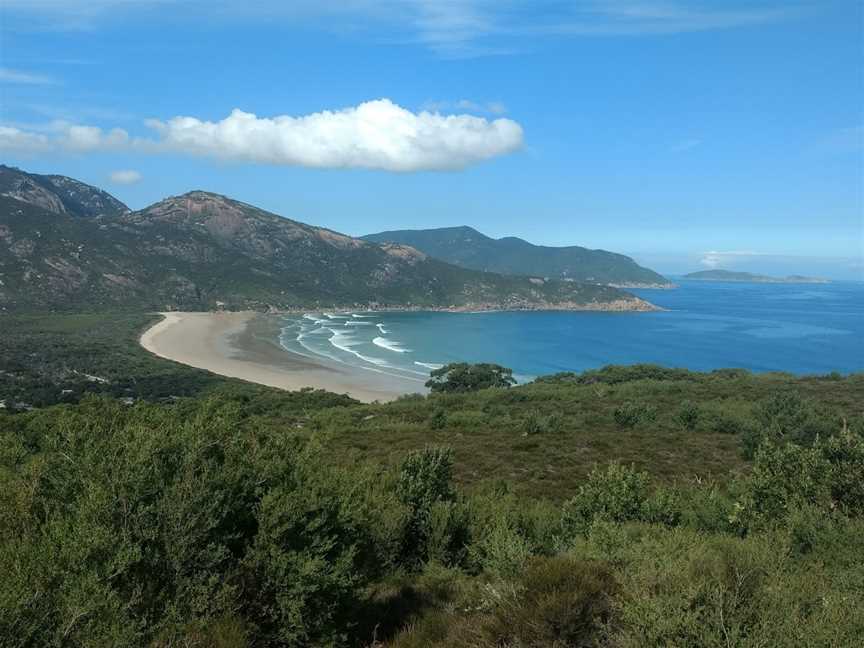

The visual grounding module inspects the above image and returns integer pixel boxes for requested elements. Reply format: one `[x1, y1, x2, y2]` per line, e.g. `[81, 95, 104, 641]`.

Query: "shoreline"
[139, 311, 422, 403]
[252, 296, 662, 315]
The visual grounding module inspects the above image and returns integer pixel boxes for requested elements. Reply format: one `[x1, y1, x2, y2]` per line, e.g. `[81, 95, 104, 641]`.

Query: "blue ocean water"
[277, 280, 864, 384]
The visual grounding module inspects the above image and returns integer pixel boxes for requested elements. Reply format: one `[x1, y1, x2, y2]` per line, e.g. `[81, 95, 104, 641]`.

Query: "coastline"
[139, 311, 422, 403]
[258, 296, 661, 315]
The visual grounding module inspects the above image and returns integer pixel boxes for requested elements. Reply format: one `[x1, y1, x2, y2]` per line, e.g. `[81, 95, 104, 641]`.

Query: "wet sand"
[139, 311, 421, 402]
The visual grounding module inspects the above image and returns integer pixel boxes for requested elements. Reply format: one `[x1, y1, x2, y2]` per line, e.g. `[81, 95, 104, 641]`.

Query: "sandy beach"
[140, 311, 421, 402]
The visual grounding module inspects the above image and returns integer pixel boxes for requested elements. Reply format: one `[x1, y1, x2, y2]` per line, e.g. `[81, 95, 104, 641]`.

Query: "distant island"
[684, 269, 829, 284]
[363, 226, 674, 288]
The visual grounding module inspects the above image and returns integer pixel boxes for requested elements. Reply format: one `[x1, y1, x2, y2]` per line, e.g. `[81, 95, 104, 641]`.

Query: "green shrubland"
[2, 314, 863, 646]
[1, 383, 863, 646]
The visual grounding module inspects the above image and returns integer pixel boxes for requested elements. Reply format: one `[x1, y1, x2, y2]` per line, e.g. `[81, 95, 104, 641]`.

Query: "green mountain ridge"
[684, 269, 829, 284]
[363, 225, 672, 287]
[0, 167, 655, 312]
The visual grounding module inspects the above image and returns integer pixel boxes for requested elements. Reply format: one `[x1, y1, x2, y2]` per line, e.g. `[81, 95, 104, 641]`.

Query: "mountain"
[0, 165, 129, 218]
[0, 171, 656, 312]
[684, 270, 829, 284]
[363, 226, 672, 287]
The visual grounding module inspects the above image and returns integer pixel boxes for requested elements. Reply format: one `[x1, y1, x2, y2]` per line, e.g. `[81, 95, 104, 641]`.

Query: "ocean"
[276, 279, 864, 386]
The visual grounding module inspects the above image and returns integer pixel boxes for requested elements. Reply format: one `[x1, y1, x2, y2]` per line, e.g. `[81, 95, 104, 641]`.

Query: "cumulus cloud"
[0, 121, 129, 153]
[109, 169, 142, 184]
[144, 99, 523, 171]
[59, 124, 130, 151]
[0, 126, 52, 153]
[0, 99, 523, 171]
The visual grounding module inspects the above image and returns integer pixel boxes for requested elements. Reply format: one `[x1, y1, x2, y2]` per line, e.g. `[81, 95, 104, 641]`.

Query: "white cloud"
[0, 121, 129, 153]
[109, 169, 142, 184]
[700, 250, 761, 268]
[0, 99, 523, 172]
[0, 126, 52, 153]
[0, 67, 55, 84]
[60, 124, 130, 151]
[143, 99, 523, 171]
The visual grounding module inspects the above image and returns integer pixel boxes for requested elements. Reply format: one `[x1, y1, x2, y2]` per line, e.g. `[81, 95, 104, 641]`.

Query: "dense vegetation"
[1, 383, 862, 647]
[0, 313, 249, 409]
[425, 362, 517, 393]
[2, 312, 862, 645]
[1, 167, 645, 312]
[363, 225, 671, 286]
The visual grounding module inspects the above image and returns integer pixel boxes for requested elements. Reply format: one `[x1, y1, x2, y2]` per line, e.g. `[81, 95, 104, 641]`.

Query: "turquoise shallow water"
[277, 280, 864, 384]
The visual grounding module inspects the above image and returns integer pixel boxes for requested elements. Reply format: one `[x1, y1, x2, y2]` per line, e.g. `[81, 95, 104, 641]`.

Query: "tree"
[425, 362, 516, 393]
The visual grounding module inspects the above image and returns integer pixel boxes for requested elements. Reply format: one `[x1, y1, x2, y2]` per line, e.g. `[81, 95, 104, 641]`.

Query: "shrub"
[396, 447, 465, 567]
[562, 463, 652, 535]
[560, 364, 698, 385]
[731, 441, 832, 532]
[610, 526, 864, 648]
[479, 555, 617, 647]
[468, 518, 533, 578]
[613, 402, 657, 428]
[522, 411, 562, 435]
[428, 408, 447, 430]
[819, 427, 864, 515]
[426, 363, 516, 394]
[752, 392, 837, 448]
[424, 500, 471, 567]
[243, 482, 365, 646]
[674, 400, 700, 430]
[708, 408, 757, 436]
[445, 410, 487, 429]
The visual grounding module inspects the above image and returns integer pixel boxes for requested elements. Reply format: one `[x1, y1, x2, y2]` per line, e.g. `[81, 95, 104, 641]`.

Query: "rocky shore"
[252, 296, 662, 315]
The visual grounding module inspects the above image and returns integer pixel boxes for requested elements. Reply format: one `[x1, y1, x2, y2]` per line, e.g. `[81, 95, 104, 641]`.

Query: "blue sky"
[1, 0, 861, 278]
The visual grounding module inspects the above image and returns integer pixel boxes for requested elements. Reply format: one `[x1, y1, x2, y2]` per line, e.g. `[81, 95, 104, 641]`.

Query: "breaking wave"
[373, 337, 411, 353]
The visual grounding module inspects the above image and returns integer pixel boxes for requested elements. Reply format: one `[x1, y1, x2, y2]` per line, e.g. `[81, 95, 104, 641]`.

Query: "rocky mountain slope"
[0, 165, 129, 218]
[364, 225, 672, 287]
[0, 169, 657, 312]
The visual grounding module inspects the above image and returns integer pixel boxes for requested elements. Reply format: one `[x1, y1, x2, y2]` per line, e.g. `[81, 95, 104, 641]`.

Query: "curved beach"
[140, 312, 420, 402]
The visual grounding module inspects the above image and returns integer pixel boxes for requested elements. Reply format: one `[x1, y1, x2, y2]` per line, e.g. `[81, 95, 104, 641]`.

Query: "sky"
[1, 0, 862, 279]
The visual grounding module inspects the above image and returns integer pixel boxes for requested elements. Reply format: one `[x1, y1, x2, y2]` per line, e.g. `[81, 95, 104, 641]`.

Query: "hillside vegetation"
[0, 166, 651, 312]
[1, 362, 862, 646]
[2, 314, 864, 646]
[364, 225, 672, 286]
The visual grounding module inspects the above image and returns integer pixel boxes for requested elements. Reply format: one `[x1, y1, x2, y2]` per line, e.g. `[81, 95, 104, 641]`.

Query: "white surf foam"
[414, 361, 444, 370]
[373, 336, 411, 353]
[329, 329, 392, 367]
[277, 325, 425, 383]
